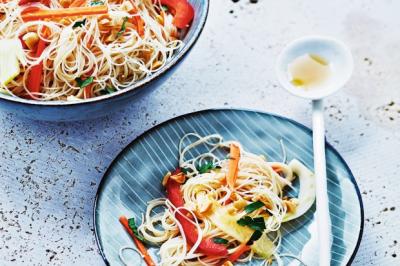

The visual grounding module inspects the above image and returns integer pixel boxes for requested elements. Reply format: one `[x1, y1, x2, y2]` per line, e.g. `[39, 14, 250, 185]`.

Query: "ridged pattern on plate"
[94, 109, 363, 266]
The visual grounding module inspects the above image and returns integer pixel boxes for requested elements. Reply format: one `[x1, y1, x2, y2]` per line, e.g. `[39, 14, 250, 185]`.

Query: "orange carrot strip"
[226, 243, 251, 263]
[119, 216, 156, 266]
[227, 143, 240, 190]
[127, 0, 138, 14]
[272, 165, 281, 173]
[69, 0, 87, 7]
[126, 0, 143, 36]
[222, 198, 232, 206]
[87, 35, 94, 49]
[136, 16, 144, 37]
[21, 5, 108, 22]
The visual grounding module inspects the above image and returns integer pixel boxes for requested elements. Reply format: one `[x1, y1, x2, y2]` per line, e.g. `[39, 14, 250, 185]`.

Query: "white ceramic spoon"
[276, 36, 354, 266]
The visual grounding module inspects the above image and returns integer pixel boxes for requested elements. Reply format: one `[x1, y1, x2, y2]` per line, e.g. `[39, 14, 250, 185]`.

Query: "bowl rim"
[0, 0, 210, 107]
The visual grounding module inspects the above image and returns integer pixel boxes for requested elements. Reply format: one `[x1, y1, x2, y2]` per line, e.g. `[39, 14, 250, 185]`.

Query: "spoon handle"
[312, 99, 332, 266]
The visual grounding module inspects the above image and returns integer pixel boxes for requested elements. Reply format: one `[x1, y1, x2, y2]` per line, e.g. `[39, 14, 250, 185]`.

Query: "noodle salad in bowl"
[118, 133, 316, 265]
[0, 0, 194, 101]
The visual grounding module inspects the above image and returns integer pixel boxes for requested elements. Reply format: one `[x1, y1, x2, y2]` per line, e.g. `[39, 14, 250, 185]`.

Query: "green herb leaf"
[107, 86, 116, 93]
[237, 216, 252, 227]
[212, 237, 228, 245]
[244, 201, 264, 214]
[75, 76, 94, 88]
[181, 168, 190, 174]
[247, 230, 262, 245]
[90, 0, 104, 6]
[248, 217, 266, 231]
[161, 5, 168, 11]
[127, 217, 146, 243]
[117, 17, 129, 38]
[237, 216, 266, 232]
[197, 161, 215, 174]
[72, 18, 86, 28]
[100, 86, 116, 95]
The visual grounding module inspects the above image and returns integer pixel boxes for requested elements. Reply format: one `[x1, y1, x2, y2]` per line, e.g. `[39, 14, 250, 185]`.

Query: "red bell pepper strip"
[83, 83, 93, 99]
[226, 243, 250, 262]
[159, 0, 194, 29]
[18, 34, 28, 49]
[166, 170, 228, 257]
[27, 36, 47, 96]
[20, 6, 42, 16]
[19, 0, 51, 7]
[166, 175, 186, 208]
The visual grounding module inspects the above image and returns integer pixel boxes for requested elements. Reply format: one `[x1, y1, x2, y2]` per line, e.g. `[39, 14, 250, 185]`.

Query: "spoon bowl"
[276, 36, 354, 100]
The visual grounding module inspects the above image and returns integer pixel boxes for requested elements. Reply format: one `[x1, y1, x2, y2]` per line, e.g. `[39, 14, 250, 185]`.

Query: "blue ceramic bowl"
[0, 0, 209, 121]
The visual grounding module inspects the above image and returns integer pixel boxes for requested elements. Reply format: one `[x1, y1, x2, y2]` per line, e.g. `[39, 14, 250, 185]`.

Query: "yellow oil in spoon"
[288, 54, 332, 90]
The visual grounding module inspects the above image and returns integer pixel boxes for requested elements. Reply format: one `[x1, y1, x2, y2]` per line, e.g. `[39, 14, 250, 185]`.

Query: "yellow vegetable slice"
[283, 159, 316, 222]
[0, 39, 26, 86]
[252, 231, 276, 258]
[208, 203, 275, 258]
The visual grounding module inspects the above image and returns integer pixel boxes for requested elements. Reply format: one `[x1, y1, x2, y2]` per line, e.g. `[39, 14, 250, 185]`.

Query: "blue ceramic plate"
[94, 109, 363, 266]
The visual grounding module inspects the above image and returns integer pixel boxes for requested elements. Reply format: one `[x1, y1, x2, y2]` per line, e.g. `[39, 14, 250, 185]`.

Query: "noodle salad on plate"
[119, 133, 316, 266]
[0, 0, 193, 101]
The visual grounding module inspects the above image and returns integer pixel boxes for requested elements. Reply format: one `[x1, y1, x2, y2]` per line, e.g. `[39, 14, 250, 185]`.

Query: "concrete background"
[1, 0, 399, 265]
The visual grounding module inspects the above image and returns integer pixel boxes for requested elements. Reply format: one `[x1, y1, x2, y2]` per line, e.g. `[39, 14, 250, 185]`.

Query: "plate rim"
[93, 108, 364, 266]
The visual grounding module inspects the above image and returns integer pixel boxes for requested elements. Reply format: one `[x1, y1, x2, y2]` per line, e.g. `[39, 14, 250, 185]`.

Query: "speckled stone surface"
[0, 0, 399, 265]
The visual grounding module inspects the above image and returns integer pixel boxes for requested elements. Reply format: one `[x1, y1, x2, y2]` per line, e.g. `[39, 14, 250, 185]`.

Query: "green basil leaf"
[161, 5, 168, 11]
[75, 76, 94, 88]
[244, 201, 264, 214]
[127, 217, 146, 243]
[106, 86, 116, 93]
[107, 86, 116, 92]
[117, 17, 129, 38]
[248, 217, 266, 231]
[181, 168, 190, 174]
[212, 237, 228, 245]
[247, 230, 262, 245]
[72, 18, 86, 28]
[90, 0, 104, 6]
[100, 86, 117, 95]
[197, 161, 215, 174]
[237, 216, 252, 226]
[237, 216, 266, 232]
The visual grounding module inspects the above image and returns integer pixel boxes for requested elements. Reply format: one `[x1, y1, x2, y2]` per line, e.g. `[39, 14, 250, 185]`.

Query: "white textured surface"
[0, 0, 399, 265]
